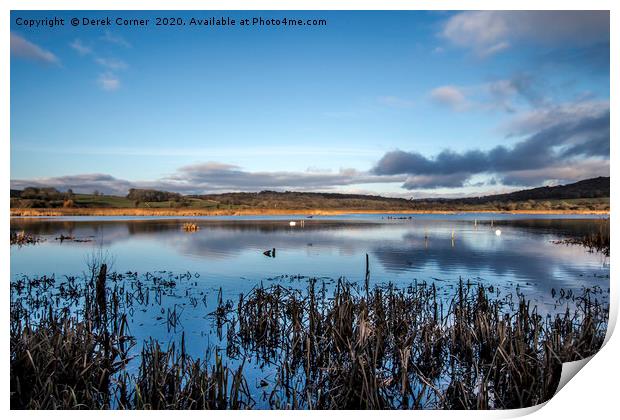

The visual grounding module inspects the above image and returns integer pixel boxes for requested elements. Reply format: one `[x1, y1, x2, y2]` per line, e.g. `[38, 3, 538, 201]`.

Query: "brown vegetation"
[10, 231, 41, 246]
[11, 262, 608, 409]
[10, 207, 610, 217]
[182, 222, 200, 232]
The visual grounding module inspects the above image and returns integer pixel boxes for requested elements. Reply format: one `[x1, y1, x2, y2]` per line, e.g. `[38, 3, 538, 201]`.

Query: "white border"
[2, 1, 617, 419]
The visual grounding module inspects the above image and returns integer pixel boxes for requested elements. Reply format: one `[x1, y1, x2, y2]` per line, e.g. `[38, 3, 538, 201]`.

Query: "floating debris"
[53, 234, 93, 243]
[182, 223, 200, 232]
[262, 248, 276, 258]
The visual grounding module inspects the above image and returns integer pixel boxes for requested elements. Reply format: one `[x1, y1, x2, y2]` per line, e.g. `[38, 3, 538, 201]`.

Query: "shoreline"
[10, 207, 610, 217]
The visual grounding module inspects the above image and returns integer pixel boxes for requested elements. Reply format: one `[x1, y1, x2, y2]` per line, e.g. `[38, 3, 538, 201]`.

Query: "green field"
[71, 194, 221, 209]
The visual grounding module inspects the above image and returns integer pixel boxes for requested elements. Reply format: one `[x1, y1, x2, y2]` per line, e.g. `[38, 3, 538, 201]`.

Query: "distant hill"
[10, 177, 610, 212]
[416, 176, 610, 205]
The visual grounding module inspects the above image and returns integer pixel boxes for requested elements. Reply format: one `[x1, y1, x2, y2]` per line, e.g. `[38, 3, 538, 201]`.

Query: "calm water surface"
[11, 214, 609, 295]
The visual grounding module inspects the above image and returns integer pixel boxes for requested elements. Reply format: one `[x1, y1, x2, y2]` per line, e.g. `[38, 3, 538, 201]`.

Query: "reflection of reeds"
[11, 265, 608, 409]
[127, 336, 252, 409]
[555, 219, 610, 256]
[581, 219, 610, 256]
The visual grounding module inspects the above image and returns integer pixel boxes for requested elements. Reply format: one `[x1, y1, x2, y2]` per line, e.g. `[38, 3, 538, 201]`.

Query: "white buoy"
[289, 221, 297, 227]
[495, 229, 502, 236]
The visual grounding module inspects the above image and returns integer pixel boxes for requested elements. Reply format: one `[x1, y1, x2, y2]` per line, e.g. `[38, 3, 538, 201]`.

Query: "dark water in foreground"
[10, 214, 609, 406]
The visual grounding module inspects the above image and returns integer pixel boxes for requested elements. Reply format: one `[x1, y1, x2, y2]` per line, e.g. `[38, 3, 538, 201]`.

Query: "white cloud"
[443, 12, 510, 56]
[100, 31, 132, 48]
[429, 75, 546, 114]
[429, 86, 468, 111]
[98, 73, 120, 91]
[479, 41, 510, 57]
[70, 38, 127, 88]
[377, 96, 415, 108]
[11, 33, 59, 65]
[441, 11, 609, 56]
[95, 57, 128, 70]
[69, 39, 92, 56]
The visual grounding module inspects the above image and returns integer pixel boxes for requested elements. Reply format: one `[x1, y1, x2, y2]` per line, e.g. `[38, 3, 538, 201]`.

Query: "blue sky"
[10, 11, 610, 197]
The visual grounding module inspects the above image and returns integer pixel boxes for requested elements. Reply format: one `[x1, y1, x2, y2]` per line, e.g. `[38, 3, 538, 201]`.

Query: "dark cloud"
[501, 73, 546, 108]
[501, 100, 608, 137]
[374, 150, 487, 177]
[10, 174, 133, 195]
[538, 42, 610, 74]
[401, 173, 471, 189]
[373, 104, 609, 189]
[160, 163, 404, 193]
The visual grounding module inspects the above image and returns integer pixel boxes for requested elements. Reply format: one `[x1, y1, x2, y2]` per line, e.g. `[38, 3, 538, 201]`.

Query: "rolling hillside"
[10, 177, 610, 213]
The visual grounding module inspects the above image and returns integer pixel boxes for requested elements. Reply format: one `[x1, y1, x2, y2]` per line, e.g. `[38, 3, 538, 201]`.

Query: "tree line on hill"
[9, 177, 610, 211]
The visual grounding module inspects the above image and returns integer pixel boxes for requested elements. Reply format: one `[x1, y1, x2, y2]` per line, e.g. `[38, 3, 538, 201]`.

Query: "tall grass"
[228, 279, 607, 409]
[10, 207, 609, 217]
[11, 264, 608, 409]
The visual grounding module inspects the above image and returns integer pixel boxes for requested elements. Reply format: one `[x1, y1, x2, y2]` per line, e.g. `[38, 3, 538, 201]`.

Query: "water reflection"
[11, 217, 609, 306]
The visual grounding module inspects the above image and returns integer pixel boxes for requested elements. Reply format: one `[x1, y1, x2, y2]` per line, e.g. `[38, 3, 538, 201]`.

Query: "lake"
[10, 214, 609, 408]
[11, 214, 609, 291]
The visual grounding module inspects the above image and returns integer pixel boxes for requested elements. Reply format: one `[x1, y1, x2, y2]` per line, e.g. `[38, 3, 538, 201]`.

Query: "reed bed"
[226, 280, 607, 409]
[182, 223, 200, 232]
[10, 207, 609, 217]
[11, 265, 252, 409]
[10, 263, 608, 410]
[10, 231, 41, 246]
[11, 264, 131, 409]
